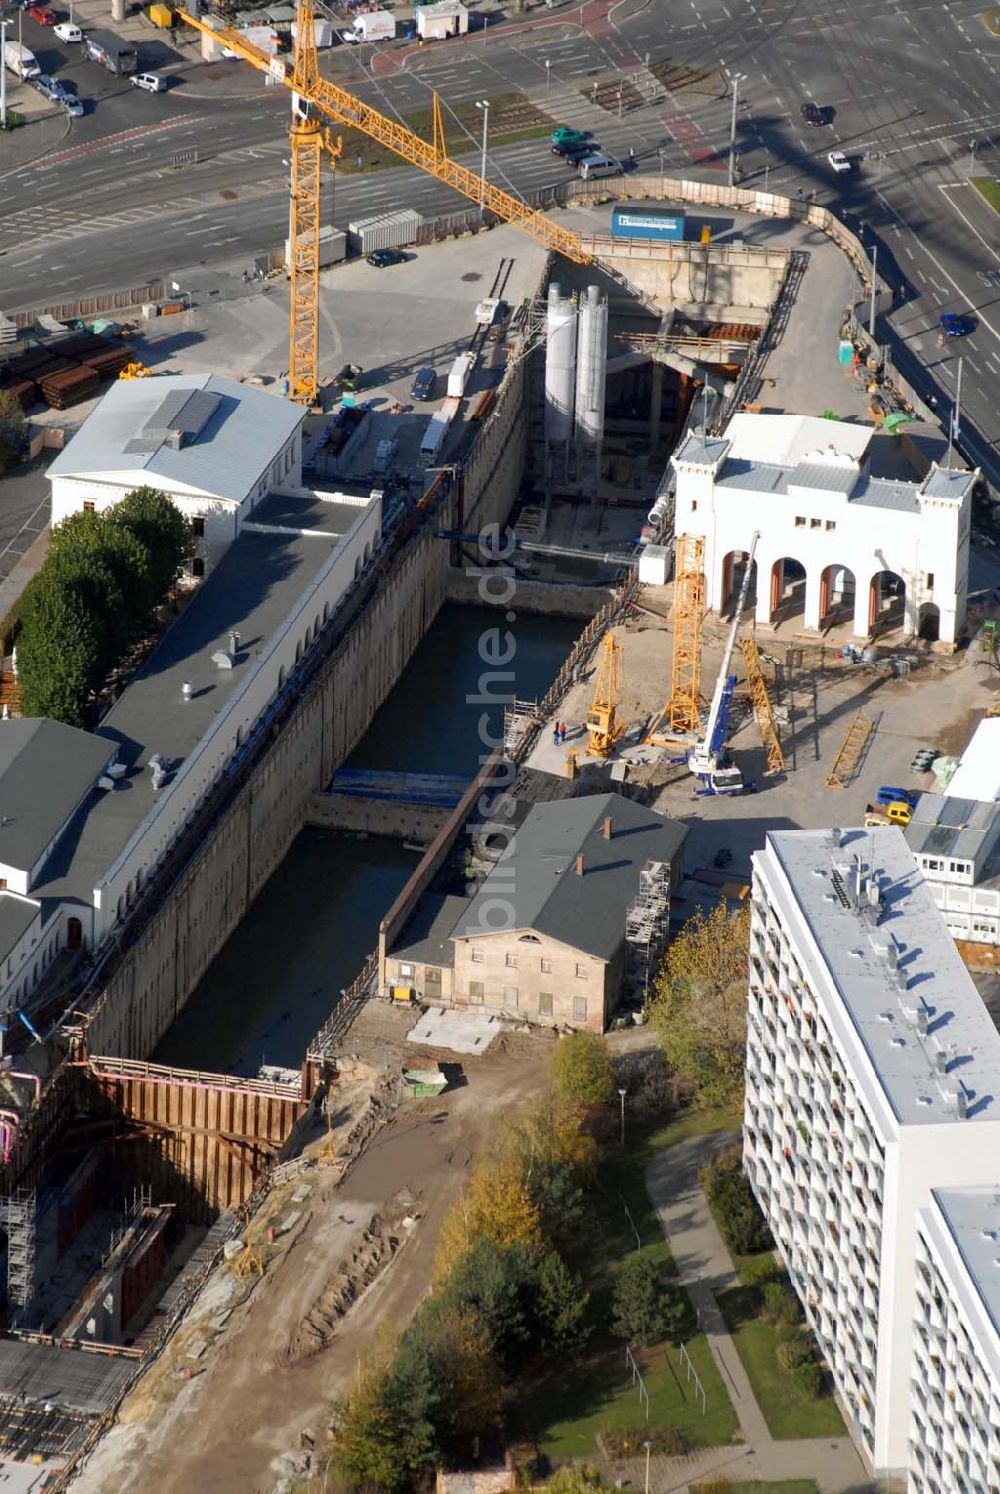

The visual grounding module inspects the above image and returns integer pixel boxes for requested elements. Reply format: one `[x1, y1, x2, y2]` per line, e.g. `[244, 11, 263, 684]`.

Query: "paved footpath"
[599, 1132, 875, 1494]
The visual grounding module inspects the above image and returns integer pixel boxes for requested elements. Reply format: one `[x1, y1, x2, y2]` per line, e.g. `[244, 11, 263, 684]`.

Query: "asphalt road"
[1, 0, 998, 478]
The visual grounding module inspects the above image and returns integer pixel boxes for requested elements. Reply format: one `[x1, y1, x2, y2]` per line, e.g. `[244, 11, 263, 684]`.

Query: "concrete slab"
[406, 1007, 501, 1055]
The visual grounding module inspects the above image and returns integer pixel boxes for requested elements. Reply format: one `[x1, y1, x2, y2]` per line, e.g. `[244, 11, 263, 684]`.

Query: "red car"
[28, 5, 57, 23]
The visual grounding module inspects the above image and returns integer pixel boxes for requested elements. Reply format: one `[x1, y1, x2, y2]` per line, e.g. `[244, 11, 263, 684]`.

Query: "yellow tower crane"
[645, 533, 706, 744]
[586, 633, 626, 757]
[174, 0, 591, 407]
[738, 633, 785, 775]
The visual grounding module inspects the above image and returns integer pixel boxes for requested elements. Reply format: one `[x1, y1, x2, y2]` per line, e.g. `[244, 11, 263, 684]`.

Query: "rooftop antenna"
[700, 382, 717, 434]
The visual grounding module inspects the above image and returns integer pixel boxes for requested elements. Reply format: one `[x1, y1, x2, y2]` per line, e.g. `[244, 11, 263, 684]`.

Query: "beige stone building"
[384, 793, 687, 1031]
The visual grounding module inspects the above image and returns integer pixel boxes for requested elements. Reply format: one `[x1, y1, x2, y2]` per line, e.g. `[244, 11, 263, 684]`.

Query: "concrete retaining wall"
[305, 792, 452, 843]
[79, 357, 528, 1060]
[444, 570, 614, 617]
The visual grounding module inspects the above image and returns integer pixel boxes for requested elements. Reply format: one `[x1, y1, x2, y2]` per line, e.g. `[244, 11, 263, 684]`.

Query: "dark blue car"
[939, 312, 970, 337]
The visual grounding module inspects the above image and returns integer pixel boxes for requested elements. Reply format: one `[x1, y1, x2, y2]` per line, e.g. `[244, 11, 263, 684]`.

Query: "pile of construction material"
[0, 328, 135, 411]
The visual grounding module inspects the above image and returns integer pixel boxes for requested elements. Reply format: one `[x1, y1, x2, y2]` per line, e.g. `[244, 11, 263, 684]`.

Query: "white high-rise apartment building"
[910, 1188, 1000, 1492]
[745, 827, 1000, 1478]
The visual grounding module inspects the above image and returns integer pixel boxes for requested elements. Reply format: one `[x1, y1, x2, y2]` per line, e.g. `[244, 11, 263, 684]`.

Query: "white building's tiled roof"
[762, 827, 1000, 1127]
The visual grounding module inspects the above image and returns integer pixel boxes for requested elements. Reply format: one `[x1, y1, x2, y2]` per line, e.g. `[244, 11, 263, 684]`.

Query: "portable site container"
[611, 204, 686, 242]
[284, 225, 347, 271]
[82, 30, 139, 75]
[347, 208, 423, 256]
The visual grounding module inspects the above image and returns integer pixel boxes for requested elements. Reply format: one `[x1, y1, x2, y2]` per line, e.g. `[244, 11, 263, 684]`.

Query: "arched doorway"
[819, 564, 856, 629]
[869, 570, 905, 633]
[769, 557, 806, 624]
[67, 917, 82, 951]
[721, 549, 758, 617]
[918, 602, 940, 642]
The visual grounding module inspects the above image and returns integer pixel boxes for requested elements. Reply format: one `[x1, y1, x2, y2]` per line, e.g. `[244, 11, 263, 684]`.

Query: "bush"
[789, 1359, 825, 1399]
[739, 1254, 781, 1287]
[760, 1281, 799, 1327]
[776, 1333, 815, 1371]
[599, 1425, 685, 1458]
[551, 1030, 614, 1109]
[699, 1147, 773, 1257]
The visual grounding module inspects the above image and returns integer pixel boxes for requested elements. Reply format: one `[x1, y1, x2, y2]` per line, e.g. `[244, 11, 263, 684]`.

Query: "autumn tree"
[551, 1029, 614, 1110]
[650, 902, 751, 1108]
[435, 1159, 541, 1279]
[0, 389, 27, 473]
[434, 1238, 540, 1371]
[331, 1357, 420, 1493]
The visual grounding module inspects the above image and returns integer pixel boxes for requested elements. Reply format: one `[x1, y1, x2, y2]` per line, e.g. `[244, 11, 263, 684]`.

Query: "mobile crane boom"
[688, 531, 759, 795]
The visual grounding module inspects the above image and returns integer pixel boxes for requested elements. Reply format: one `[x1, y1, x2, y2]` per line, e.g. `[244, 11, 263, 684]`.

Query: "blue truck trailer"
[610, 205, 686, 242]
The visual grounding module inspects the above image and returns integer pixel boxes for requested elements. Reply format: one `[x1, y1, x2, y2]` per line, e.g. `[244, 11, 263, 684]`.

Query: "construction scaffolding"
[739, 635, 785, 776]
[625, 860, 672, 1006]
[503, 699, 540, 758]
[0, 1190, 37, 1311]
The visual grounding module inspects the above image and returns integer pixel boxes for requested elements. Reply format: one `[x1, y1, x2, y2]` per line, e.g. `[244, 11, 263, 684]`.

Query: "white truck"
[446, 353, 475, 398]
[4, 41, 40, 81]
[352, 11, 395, 42]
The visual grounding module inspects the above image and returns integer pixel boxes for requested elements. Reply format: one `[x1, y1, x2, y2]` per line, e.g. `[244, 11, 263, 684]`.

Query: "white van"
[578, 154, 621, 180]
[132, 71, 166, 93]
[54, 22, 83, 42]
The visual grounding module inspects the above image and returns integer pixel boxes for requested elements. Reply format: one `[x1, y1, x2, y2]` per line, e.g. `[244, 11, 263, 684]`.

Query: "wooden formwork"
[73, 1058, 306, 1222]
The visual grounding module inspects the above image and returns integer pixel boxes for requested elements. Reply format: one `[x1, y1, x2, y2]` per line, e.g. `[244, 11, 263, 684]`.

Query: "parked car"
[54, 20, 81, 40]
[410, 367, 436, 401]
[27, 5, 57, 24]
[876, 786, 920, 810]
[800, 100, 824, 126]
[62, 93, 83, 116]
[367, 248, 406, 268]
[34, 72, 68, 100]
[827, 150, 851, 174]
[910, 748, 938, 773]
[939, 311, 971, 337]
[131, 71, 166, 92]
[551, 126, 589, 147]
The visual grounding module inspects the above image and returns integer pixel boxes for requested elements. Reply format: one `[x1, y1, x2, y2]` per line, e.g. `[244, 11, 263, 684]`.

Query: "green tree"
[111, 486, 195, 599]
[700, 1147, 773, 1257]
[0, 389, 28, 473]
[395, 1307, 502, 1464]
[650, 903, 751, 1108]
[611, 1253, 675, 1347]
[434, 1238, 539, 1371]
[17, 550, 127, 725]
[551, 1030, 614, 1110]
[536, 1250, 591, 1354]
[48, 509, 157, 646]
[332, 1359, 418, 1493]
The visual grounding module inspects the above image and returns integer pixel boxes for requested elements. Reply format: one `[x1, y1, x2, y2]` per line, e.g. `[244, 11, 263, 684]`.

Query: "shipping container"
[446, 352, 475, 398]
[284, 225, 347, 271]
[611, 205, 686, 242]
[347, 208, 423, 256]
[83, 30, 139, 75]
[353, 10, 394, 41]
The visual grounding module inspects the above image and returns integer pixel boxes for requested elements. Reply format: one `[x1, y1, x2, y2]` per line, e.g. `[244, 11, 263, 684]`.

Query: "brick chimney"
[603, 816, 613, 840]
[575, 854, 585, 876]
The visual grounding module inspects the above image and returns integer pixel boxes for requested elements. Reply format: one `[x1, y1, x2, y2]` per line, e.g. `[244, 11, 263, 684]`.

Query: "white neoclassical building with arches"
[671, 413, 975, 646]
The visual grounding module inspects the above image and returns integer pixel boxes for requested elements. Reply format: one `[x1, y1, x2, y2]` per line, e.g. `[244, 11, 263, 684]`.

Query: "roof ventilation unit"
[211, 651, 234, 671]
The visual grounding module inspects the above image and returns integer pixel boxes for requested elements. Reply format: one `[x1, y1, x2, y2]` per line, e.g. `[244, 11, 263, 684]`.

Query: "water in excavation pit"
[154, 603, 583, 1076]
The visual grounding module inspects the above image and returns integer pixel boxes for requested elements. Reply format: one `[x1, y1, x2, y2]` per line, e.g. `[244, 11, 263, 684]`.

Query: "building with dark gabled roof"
[385, 792, 687, 1030]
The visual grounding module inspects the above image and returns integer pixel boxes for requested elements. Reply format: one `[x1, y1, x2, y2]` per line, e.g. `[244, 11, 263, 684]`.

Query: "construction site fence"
[2, 281, 166, 331]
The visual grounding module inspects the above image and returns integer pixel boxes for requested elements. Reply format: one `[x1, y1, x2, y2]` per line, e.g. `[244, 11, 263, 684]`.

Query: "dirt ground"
[71, 1015, 554, 1494]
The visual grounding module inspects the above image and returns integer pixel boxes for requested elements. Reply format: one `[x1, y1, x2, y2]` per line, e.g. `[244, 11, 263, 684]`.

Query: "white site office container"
[347, 208, 423, 256]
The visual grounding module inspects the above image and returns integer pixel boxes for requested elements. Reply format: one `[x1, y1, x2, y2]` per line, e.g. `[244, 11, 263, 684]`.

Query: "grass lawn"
[333, 91, 550, 176]
[971, 176, 1000, 214]
[716, 1285, 846, 1440]
[693, 1482, 818, 1494]
[589, 1138, 675, 1279]
[648, 1106, 742, 1152]
[535, 1334, 741, 1460]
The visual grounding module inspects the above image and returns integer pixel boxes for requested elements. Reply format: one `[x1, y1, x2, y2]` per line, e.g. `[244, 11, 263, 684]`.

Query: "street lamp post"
[658, 145, 666, 185]
[0, 20, 8, 132]
[726, 70, 746, 189]
[545, 58, 550, 93]
[643, 1439, 653, 1494]
[969, 139, 978, 174]
[618, 1087, 627, 1147]
[476, 99, 490, 213]
[869, 242, 878, 339]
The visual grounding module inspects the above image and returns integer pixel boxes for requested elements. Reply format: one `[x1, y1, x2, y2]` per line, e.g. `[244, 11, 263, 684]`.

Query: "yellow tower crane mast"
[174, 0, 591, 407]
[586, 633, 626, 757]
